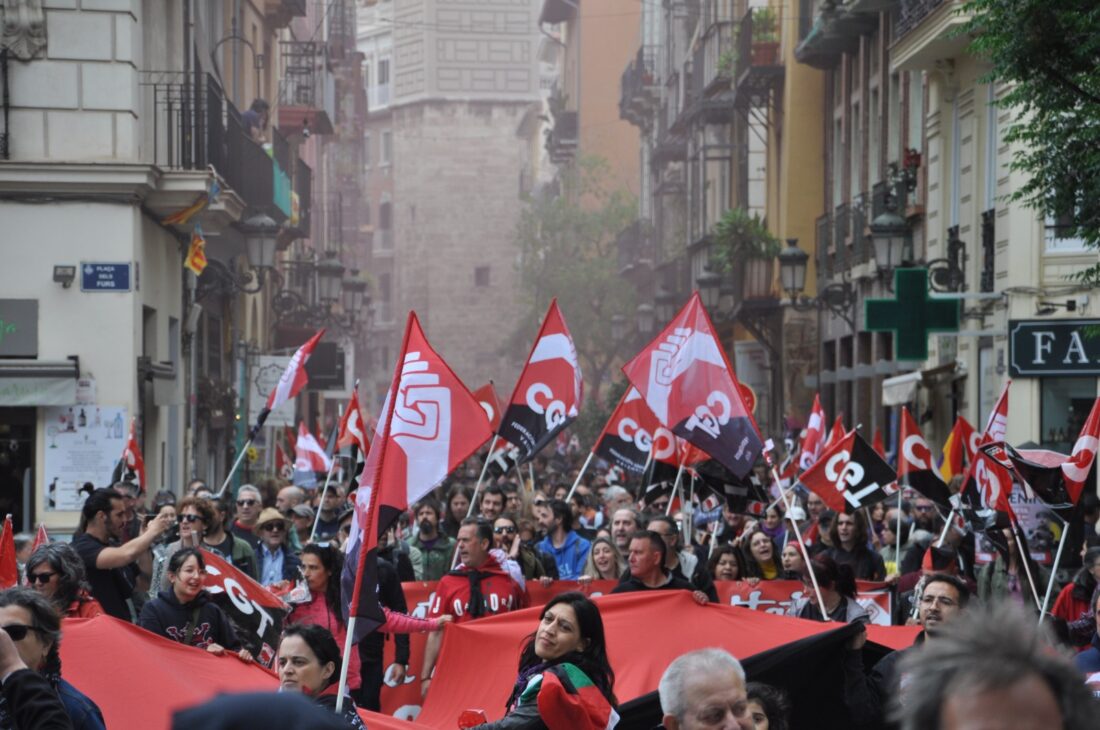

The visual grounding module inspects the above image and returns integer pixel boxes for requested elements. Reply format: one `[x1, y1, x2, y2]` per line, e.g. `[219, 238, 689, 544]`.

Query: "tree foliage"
[512, 156, 639, 407]
[963, 0, 1100, 280]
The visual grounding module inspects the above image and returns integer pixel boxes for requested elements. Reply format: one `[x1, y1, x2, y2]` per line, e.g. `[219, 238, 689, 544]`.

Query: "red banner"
[378, 579, 892, 717]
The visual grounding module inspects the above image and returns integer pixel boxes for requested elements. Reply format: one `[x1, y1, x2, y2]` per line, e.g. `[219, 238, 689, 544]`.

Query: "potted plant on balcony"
[711, 207, 781, 300]
[718, 48, 738, 79]
[751, 6, 780, 66]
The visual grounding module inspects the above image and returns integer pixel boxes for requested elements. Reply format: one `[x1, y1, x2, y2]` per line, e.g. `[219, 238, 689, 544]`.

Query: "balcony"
[652, 104, 687, 165]
[277, 41, 335, 136]
[327, 0, 356, 62]
[617, 220, 656, 279]
[546, 110, 579, 165]
[620, 45, 659, 128]
[264, 0, 306, 29]
[700, 13, 736, 97]
[689, 42, 735, 125]
[735, 6, 785, 104]
[795, 0, 877, 70]
[891, 0, 971, 71]
[816, 212, 834, 283]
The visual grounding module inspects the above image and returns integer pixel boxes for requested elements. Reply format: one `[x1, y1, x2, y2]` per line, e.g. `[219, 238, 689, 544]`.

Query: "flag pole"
[529, 462, 536, 493]
[666, 460, 686, 516]
[935, 508, 955, 548]
[216, 438, 253, 499]
[1009, 518, 1042, 611]
[1038, 514, 1070, 624]
[683, 472, 696, 546]
[895, 489, 903, 571]
[708, 518, 720, 559]
[310, 405, 343, 544]
[467, 435, 499, 518]
[565, 452, 595, 502]
[769, 462, 828, 620]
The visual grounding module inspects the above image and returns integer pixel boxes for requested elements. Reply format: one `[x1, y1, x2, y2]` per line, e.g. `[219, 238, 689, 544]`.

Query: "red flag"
[1061, 396, 1100, 504]
[800, 430, 898, 514]
[939, 416, 977, 482]
[962, 449, 1015, 520]
[823, 416, 845, 454]
[978, 380, 1011, 447]
[337, 385, 371, 456]
[31, 524, 49, 553]
[121, 417, 146, 493]
[284, 425, 298, 451]
[498, 300, 583, 462]
[592, 387, 674, 475]
[275, 441, 292, 480]
[0, 516, 16, 589]
[798, 394, 826, 471]
[264, 329, 325, 413]
[342, 312, 492, 640]
[898, 407, 953, 507]
[621, 292, 763, 480]
[473, 383, 504, 433]
[677, 437, 710, 467]
[294, 421, 332, 472]
[872, 428, 885, 458]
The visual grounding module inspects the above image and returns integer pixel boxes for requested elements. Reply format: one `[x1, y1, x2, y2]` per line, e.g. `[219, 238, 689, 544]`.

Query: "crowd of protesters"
[5, 438, 1100, 728]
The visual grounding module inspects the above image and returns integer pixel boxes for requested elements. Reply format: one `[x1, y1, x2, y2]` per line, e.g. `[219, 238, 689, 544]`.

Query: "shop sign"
[1009, 319, 1100, 376]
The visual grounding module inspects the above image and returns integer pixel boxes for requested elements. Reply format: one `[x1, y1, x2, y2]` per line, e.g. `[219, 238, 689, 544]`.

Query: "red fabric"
[823, 416, 845, 453]
[294, 421, 332, 472]
[121, 418, 146, 492]
[978, 380, 1010, 447]
[381, 607, 439, 634]
[594, 387, 675, 468]
[872, 428, 885, 458]
[798, 394, 826, 471]
[1051, 583, 1091, 628]
[536, 669, 614, 730]
[0, 516, 16, 589]
[428, 555, 528, 623]
[1063, 396, 1100, 503]
[265, 329, 324, 411]
[31, 523, 49, 553]
[473, 383, 504, 432]
[65, 594, 104, 619]
[899, 407, 935, 476]
[337, 386, 371, 456]
[288, 593, 361, 689]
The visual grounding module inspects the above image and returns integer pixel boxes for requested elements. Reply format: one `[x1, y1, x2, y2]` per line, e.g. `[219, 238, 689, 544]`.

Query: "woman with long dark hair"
[473, 592, 616, 729]
[278, 623, 365, 728]
[707, 545, 748, 582]
[786, 555, 869, 624]
[24, 543, 104, 619]
[742, 529, 781, 581]
[442, 484, 474, 539]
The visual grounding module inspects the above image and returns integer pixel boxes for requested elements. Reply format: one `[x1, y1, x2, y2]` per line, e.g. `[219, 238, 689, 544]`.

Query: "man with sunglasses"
[253, 508, 302, 587]
[492, 514, 549, 581]
[202, 498, 258, 581]
[229, 485, 264, 552]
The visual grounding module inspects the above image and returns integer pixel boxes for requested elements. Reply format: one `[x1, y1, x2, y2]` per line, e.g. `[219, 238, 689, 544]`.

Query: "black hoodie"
[138, 589, 241, 650]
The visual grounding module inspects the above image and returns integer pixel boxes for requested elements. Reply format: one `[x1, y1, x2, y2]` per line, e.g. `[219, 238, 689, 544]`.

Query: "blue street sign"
[80, 263, 131, 292]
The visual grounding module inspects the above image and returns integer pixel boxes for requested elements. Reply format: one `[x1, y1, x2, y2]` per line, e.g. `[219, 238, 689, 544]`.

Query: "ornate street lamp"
[315, 252, 345, 304]
[870, 204, 909, 277]
[341, 270, 369, 316]
[780, 238, 856, 330]
[610, 314, 626, 343]
[696, 270, 723, 310]
[239, 212, 280, 271]
[635, 303, 655, 338]
[778, 238, 809, 298]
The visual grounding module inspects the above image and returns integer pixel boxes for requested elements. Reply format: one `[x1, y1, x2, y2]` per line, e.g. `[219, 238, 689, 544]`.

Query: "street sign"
[865, 268, 961, 361]
[1008, 319, 1100, 376]
[80, 263, 132, 292]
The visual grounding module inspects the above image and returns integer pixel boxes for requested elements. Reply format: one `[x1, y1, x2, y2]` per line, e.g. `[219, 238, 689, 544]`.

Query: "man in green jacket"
[410, 499, 456, 581]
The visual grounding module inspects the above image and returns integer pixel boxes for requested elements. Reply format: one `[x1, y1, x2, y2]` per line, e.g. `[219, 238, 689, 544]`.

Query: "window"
[869, 88, 881, 184]
[907, 71, 923, 152]
[378, 201, 393, 251]
[1041, 377, 1096, 451]
[378, 58, 391, 107]
[363, 132, 371, 168]
[378, 273, 392, 322]
[381, 130, 392, 165]
[362, 202, 372, 227]
[850, 102, 861, 199]
[888, 72, 901, 164]
[474, 266, 490, 287]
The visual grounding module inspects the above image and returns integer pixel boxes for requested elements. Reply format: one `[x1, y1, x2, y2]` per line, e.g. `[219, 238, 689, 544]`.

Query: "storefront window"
[1040, 377, 1096, 451]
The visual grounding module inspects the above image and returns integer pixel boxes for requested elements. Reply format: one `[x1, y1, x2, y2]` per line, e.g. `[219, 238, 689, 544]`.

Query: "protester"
[779, 542, 807, 580]
[139, 548, 252, 662]
[879, 506, 910, 573]
[895, 604, 1098, 730]
[612, 531, 708, 604]
[602, 486, 633, 519]
[502, 482, 525, 519]
[202, 497, 258, 579]
[787, 555, 867, 624]
[149, 495, 208, 597]
[288, 544, 361, 695]
[494, 515, 549, 582]
[745, 682, 790, 730]
[1073, 588, 1100, 673]
[313, 486, 345, 543]
[759, 505, 787, 548]
[894, 546, 968, 625]
[824, 513, 886, 581]
[470, 592, 616, 729]
[718, 506, 748, 546]
[241, 98, 270, 142]
[977, 527, 1049, 614]
[579, 536, 624, 583]
[421, 518, 528, 697]
[742, 530, 780, 581]
[479, 485, 506, 522]
[277, 624, 365, 728]
[647, 516, 717, 601]
[73, 487, 173, 621]
[0, 587, 105, 729]
[254, 508, 302, 586]
[535, 499, 591, 580]
[442, 485, 473, 538]
[229, 485, 264, 551]
[112, 480, 143, 543]
[708, 545, 748, 582]
[24, 543, 104, 619]
[658, 648, 753, 730]
[290, 504, 316, 547]
[609, 508, 642, 554]
[411, 499, 457, 582]
[1053, 546, 1100, 649]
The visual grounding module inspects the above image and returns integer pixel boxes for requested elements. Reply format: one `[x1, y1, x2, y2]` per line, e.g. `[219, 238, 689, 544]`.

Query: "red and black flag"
[592, 388, 675, 475]
[622, 292, 763, 480]
[498, 300, 583, 463]
[473, 382, 504, 433]
[693, 459, 769, 515]
[957, 449, 1016, 533]
[800, 429, 897, 514]
[898, 407, 953, 507]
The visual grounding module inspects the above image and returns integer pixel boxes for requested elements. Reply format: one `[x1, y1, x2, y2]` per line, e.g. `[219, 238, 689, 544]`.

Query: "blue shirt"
[260, 544, 285, 586]
[537, 531, 591, 580]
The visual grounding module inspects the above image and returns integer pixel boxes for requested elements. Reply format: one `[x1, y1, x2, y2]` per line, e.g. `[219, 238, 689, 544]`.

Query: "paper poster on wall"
[43, 406, 127, 511]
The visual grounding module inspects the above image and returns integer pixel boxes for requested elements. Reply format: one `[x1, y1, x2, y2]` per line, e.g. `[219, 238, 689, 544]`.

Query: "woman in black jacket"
[278, 623, 365, 729]
[138, 548, 252, 662]
[473, 592, 617, 729]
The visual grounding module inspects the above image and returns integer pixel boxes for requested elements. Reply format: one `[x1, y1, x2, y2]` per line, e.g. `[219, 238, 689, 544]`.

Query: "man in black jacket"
[356, 557, 411, 711]
[647, 515, 717, 602]
[612, 530, 708, 605]
[0, 617, 73, 730]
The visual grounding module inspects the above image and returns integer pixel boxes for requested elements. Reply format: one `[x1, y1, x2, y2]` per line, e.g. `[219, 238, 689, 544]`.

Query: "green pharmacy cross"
[865, 268, 961, 361]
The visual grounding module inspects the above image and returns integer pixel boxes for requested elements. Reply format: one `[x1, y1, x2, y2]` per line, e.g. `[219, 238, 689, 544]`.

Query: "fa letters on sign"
[1032, 330, 1092, 365]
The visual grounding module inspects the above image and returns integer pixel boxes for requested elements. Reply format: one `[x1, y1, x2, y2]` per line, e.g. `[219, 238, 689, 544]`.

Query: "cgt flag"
[800, 430, 897, 514]
[592, 388, 675, 475]
[294, 421, 332, 473]
[898, 407, 953, 507]
[798, 395, 827, 471]
[498, 300, 583, 464]
[957, 449, 1015, 533]
[473, 382, 504, 433]
[343, 312, 492, 643]
[622, 292, 763, 480]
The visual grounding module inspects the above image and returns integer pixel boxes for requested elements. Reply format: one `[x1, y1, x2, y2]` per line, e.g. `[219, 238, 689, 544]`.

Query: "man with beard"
[611, 508, 643, 553]
[844, 572, 970, 727]
[410, 499, 455, 581]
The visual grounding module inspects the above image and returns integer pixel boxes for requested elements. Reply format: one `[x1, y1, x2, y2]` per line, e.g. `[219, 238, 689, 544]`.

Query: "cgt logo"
[526, 383, 567, 429]
[824, 451, 883, 509]
[902, 434, 933, 470]
[617, 418, 675, 460]
[685, 391, 732, 439]
[974, 457, 1003, 512]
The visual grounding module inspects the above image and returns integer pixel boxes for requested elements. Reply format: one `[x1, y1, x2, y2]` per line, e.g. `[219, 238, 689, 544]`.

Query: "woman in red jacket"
[24, 543, 104, 619]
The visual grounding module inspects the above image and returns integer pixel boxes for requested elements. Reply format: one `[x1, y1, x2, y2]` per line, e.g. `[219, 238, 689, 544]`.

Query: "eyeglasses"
[262, 522, 286, 533]
[27, 572, 56, 585]
[180, 514, 203, 523]
[914, 505, 935, 513]
[494, 526, 516, 534]
[236, 499, 258, 507]
[1, 625, 39, 642]
[919, 594, 958, 608]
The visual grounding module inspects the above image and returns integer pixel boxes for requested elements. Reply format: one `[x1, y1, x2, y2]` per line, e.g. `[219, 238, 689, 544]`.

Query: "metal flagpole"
[683, 472, 696, 546]
[335, 616, 358, 713]
[935, 508, 955, 548]
[895, 489, 903, 570]
[529, 462, 536, 493]
[467, 436, 499, 518]
[665, 460, 686, 516]
[309, 404, 343, 543]
[565, 452, 595, 502]
[1038, 514, 1070, 623]
[770, 463, 828, 621]
[216, 439, 253, 499]
[1010, 519, 1042, 610]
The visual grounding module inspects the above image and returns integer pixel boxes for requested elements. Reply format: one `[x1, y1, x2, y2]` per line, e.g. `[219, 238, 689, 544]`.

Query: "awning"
[0, 358, 79, 406]
[882, 370, 922, 406]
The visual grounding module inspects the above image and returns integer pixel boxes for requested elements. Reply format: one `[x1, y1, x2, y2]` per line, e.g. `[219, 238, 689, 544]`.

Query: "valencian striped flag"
[939, 416, 976, 482]
[184, 225, 208, 275]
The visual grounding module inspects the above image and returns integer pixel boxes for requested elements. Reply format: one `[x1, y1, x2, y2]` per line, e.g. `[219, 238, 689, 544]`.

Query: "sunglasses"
[180, 514, 203, 523]
[236, 499, 258, 507]
[494, 526, 516, 534]
[262, 522, 286, 532]
[27, 572, 56, 585]
[1, 624, 39, 642]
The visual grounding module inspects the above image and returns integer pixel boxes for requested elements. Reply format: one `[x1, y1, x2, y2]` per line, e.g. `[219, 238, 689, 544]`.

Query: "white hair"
[603, 485, 630, 504]
[237, 484, 262, 499]
[658, 648, 746, 720]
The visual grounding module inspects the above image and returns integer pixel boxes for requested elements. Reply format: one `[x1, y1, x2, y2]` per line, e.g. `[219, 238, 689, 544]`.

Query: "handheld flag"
[473, 382, 504, 433]
[0, 516, 16, 589]
[592, 388, 674, 475]
[800, 430, 897, 514]
[621, 292, 763, 480]
[121, 417, 146, 493]
[939, 416, 977, 482]
[31, 524, 49, 553]
[184, 225, 209, 275]
[342, 312, 492, 642]
[249, 329, 325, 439]
[957, 449, 1015, 533]
[872, 428, 885, 458]
[978, 381, 1011, 447]
[498, 300, 583, 463]
[798, 395, 827, 471]
[823, 416, 845, 454]
[898, 407, 953, 507]
[337, 383, 371, 491]
[294, 421, 332, 473]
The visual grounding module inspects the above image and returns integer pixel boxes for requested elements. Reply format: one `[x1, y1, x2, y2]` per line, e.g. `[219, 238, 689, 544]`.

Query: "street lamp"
[636, 303, 655, 338]
[869, 204, 909, 277]
[240, 212, 280, 271]
[778, 238, 809, 298]
[610, 314, 626, 343]
[696, 270, 722, 310]
[655, 290, 677, 324]
[341, 270, 368, 315]
[780, 238, 857, 330]
[196, 212, 281, 300]
[315, 252, 345, 304]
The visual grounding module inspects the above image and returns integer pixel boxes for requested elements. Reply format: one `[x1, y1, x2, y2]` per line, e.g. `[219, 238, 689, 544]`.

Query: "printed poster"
[43, 406, 127, 511]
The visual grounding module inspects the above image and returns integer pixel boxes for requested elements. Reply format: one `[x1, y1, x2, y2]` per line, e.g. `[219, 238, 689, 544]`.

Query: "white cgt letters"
[685, 391, 732, 439]
[526, 382, 567, 429]
[824, 450, 882, 509]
